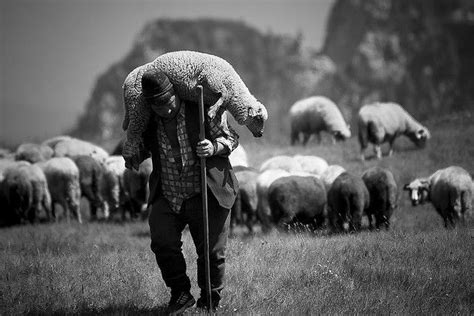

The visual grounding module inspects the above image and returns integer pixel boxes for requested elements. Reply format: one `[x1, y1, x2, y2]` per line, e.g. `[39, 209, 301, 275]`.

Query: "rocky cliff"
[318, 0, 474, 123]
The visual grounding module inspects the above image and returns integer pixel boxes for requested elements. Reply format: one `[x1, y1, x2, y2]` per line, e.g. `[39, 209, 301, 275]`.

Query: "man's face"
[152, 94, 181, 120]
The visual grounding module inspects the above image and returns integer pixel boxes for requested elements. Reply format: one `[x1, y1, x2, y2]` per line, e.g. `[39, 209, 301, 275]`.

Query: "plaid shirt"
[157, 101, 239, 213]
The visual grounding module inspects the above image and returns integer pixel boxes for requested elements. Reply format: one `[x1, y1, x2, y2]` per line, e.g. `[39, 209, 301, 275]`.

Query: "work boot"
[167, 291, 195, 315]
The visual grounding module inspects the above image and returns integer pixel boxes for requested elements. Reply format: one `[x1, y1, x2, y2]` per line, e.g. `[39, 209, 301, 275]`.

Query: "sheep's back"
[269, 175, 326, 222]
[293, 155, 328, 175]
[290, 96, 348, 134]
[152, 51, 242, 107]
[259, 156, 303, 173]
[358, 102, 415, 136]
[429, 167, 472, 209]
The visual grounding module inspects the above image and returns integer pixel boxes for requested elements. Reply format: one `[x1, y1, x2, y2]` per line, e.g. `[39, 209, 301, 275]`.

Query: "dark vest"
[145, 102, 238, 209]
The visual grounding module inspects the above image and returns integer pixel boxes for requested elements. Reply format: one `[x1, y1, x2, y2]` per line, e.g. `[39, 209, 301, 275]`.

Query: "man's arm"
[208, 110, 239, 157]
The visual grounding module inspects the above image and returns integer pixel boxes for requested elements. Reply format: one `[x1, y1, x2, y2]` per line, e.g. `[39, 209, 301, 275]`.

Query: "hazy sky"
[1, 0, 334, 144]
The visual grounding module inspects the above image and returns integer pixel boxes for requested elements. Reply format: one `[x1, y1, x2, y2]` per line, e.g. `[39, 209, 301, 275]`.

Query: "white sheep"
[289, 96, 351, 146]
[122, 50, 268, 170]
[52, 138, 109, 163]
[404, 166, 473, 228]
[41, 135, 72, 149]
[71, 155, 106, 220]
[259, 155, 303, 173]
[320, 164, 346, 191]
[101, 155, 127, 220]
[0, 148, 13, 159]
[36, 157, 82, 223]
[358, 102, 431, 160]
[293, 155, 329, 176]
[15, 143, 54, 163]
[229, 144, 249, 167]
[1, 161, 52, 225]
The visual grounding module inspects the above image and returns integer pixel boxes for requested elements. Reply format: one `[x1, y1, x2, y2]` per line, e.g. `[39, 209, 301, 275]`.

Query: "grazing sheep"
[15, 143, 54, 163]
[122, 158, 152, 220]
[229, 144, 249, 168]
[362, 166, 398, 229]
[327, 172, 370, 232]
[101, 155, 127, 220]
[289, 96, 351, 146]
[268, 175, 327, 229]
[293, 155, 329, 176]
[256, 168, 291, 230]
[231, 167, 259, 233]
[404, 166, 473, 228]
[259, 155, 303, 173]
[358, 102, 431, 160]
[41, 135, 72, 148]
[36, 157, 82, 223]
[53, 138, 109, 163]
[321, 164, 346, 191]
[122, 50, 268, 170]
[1, 162, 51, 225]
[71, 155, 105, 220]
[1, 160, 30, 223]
[0, 148, 13, 159]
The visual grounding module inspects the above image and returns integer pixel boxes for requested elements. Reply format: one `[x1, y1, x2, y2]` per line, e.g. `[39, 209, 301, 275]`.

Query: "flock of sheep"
[1, 50, 472, 232]
[230, 94, 471, 232]
[0, 118, 472, 231]
[231, 150, 472, 234]
[0, 136, 151, 226]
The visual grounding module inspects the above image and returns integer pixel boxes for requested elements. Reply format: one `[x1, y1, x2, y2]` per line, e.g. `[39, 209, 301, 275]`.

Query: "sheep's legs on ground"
[374, 145, 382, 160]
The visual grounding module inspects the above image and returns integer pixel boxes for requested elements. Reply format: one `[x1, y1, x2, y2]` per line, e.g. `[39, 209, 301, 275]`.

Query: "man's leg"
[184, 192, 231, 307]
[148, 197, 191, 297]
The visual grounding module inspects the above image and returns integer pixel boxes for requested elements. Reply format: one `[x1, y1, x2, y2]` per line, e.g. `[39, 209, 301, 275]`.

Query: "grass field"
[1, 111, 473, 314]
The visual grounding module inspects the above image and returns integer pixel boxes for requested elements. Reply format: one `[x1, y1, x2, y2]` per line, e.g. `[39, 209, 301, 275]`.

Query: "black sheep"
[268, 175, 327, 229]
[362, 166, 398, 229]
[327, 172, 370, 232]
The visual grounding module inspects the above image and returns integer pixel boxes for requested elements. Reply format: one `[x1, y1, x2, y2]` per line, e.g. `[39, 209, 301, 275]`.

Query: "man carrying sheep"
[136, 69, 239, 314]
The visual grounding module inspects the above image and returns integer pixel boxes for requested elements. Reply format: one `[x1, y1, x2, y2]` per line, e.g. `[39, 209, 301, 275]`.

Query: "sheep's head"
[333, 124, 351, 142]
[410, 127, 431, 148]
[403, 178, 430, 206]
[241, 101, 268, 138]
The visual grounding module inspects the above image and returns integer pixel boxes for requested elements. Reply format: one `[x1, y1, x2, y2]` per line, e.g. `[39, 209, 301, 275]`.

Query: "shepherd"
[134, 69, 240, 314]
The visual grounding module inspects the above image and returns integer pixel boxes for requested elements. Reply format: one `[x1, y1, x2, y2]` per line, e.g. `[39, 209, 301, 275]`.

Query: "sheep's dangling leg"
[374, 145, 382, 160]
[388, 138, 396, 157]
[302, 133, 311, 146]
[201, 77, 227, 119]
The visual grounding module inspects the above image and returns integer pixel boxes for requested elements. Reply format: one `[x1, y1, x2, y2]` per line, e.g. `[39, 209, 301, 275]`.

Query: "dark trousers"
[149, 191, 231, 302]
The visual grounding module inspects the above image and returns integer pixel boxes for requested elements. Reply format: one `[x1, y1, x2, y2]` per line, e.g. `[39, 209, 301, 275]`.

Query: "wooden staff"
[197, 85, 212, 311]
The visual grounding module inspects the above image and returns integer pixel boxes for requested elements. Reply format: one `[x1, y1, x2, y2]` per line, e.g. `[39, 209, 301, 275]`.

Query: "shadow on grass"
[28, 304, 169, 316]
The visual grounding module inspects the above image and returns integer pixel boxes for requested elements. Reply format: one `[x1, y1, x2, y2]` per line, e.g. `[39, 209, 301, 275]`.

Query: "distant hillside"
[72, 2, 474, 147]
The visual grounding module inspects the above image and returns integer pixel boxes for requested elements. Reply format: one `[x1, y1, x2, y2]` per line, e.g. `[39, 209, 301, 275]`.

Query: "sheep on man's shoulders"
[122, 50, 268, 170]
